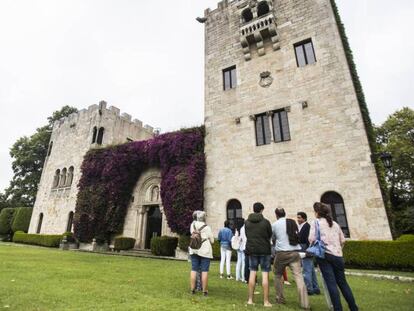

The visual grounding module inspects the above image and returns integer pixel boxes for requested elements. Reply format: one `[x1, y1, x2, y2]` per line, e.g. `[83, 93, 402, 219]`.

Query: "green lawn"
[0, 244, 413, 311]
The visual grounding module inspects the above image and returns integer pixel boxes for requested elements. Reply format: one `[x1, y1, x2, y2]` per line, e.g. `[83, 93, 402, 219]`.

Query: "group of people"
[188, 202, 358, 311]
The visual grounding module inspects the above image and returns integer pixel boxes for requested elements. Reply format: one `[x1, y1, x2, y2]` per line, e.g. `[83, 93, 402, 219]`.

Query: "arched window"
[97, 127, 105, 145]
[47, 141, 53, 156]
[66, 211, 74, 232]
[66, 166, 74, 187]
[52, 169, 60, 189]
[227, 199, 243, 231]
[60, 168, 67, 188]
[36, 213, 44, 234]
[91, 127, 98, 144]
[321, 192, 350, 238]
[257, 1, 270, 17]
[242, 8, 253, 23]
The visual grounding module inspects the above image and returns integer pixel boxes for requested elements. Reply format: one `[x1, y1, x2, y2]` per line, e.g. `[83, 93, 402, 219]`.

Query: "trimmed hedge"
[150, 236, 178, 256]
[178, 235, 190, 251]
[11, 207, 33, 233]
[343, 239, 414, 270]
[396, 234, 414, 242]
[0, 208, 16, 235]
[13, 231, 62, 248]
[114, 237, 136, 251]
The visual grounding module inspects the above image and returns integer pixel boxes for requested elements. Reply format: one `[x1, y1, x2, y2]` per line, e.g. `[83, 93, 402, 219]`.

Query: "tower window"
[36, 213, 44, 234]
[47, 141, 53, 157]
[257, 1, 270, 17]
[272, 109, 291, 143]
[294, 39, 316, 67]
[255, 113, 271, 146]
[223, 66, 237, 90]
[227, 199, 243, 231]
[52, 169, 60, 189]
[242, 8, 253, 23]
[92, 126, 98, 144]
[97, 127, 105, 145]
[66, 211, 74, 232]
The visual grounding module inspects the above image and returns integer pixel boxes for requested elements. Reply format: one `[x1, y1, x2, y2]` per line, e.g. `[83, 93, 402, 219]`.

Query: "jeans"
[244, 251, 250, 282]
[302, 257, 320, 294]
[316, 253, 358, 311]
[249, 255, 271, 272]
[220, 246, 232, 275]
[236, 250, 245, 281]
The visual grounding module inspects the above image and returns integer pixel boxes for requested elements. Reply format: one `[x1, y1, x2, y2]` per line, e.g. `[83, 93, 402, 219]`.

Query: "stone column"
[160, 205, 166, 236]
[140, 207, 150, 249]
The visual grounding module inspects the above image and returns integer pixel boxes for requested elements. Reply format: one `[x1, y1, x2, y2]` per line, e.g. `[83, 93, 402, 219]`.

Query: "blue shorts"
[191, 254, 211, 272]
[249, 255, 271, 272]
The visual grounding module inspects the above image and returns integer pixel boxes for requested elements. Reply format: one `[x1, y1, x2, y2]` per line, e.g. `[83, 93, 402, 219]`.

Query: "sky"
[0, 0, 413, 193]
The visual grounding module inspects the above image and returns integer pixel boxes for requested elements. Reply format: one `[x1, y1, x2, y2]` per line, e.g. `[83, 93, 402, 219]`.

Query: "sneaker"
[203, 291, 208, 297]
[284, 281, 291, 286]
[227, 275, 233, 280]
[191, 289, 196, 295]
[220, 274, 224, 279]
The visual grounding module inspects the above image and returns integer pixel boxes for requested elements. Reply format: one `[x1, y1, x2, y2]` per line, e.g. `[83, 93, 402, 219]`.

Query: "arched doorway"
[321, 192, 350, 238]
[145, 206, 162, 249]
[227, 199, 243, 231]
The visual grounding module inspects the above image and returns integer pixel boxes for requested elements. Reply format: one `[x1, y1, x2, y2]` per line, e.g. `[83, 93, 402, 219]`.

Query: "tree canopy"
[376, 107, 414, 234]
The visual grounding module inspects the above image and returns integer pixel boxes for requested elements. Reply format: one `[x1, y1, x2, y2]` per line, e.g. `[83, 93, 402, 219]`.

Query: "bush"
[0, 208, 16, 235]
[396, 234, 414, 242]
[13, 231, 62, 248]
[114, 237, 136, 251]
[11, 207, 33, 233]
[150, 236, 178, 256]
[178, 235, 190, 251]
[343, 239, 414, 271]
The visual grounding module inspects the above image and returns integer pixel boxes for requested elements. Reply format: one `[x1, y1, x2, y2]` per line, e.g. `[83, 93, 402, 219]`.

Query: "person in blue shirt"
[218, 220, 233, 279]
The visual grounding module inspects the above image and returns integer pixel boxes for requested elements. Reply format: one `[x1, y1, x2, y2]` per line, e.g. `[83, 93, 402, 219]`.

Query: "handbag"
[306, 220, 326, 259]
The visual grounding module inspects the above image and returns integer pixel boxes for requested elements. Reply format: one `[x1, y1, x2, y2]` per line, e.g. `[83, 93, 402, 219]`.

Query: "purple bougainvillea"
[73, 127, 205, 242]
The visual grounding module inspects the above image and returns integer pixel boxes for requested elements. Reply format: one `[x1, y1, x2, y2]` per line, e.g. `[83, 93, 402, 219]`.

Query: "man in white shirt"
[272, 208, 309, 309]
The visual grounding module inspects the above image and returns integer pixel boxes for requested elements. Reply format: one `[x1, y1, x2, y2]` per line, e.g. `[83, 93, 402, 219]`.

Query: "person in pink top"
[309, 202, 358, 311]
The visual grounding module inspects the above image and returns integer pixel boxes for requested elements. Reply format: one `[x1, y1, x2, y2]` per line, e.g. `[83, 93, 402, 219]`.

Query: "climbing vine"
[73, 127, 205, 242]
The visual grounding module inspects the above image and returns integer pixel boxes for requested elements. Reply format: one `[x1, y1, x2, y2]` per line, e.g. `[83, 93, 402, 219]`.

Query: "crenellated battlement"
[53, 100, 156, 135]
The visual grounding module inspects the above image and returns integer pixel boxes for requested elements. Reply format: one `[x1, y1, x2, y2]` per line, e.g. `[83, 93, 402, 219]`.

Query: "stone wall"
[203, 0, 392, 240]
[28, 102, 155, 234]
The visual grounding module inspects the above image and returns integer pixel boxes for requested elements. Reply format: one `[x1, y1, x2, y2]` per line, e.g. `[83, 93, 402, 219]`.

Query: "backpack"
[189, 224, 207, 250]
[231, 235, 241, 250]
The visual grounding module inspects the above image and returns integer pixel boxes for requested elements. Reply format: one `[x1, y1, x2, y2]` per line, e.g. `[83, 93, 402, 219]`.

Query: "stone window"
[36, 213, 43, 234]
[255, 113, 272, 146]
[47, 141, 53, 157]
[321, 191, 350, 238]
[97, 127, 105, 145]
[242, 8, 253, 23]
[66, 166, 74, 187]
[223, 66, 237, 90]
[294, 39, 316, 67]
[272, 109, 291, 143]
[52, 169, 60, 189]
[257, 1, 270, 17]
[92, 126, 98, 144]
[227, 199, 243, 231]
[59, 168, 67, 188]
[66, 211, 74, 232]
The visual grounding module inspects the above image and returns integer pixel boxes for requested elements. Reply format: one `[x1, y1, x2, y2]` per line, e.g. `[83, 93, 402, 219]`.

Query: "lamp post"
[379, 152, 396, 205]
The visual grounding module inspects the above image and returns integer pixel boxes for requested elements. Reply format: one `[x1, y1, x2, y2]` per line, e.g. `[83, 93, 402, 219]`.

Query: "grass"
[0, 244, 413, 311]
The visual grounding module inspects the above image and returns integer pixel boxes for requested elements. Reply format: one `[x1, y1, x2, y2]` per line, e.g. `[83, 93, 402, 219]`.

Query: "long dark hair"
[313, 202, 333, 227]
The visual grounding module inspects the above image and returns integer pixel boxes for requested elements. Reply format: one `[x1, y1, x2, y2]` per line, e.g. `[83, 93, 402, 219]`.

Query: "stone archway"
[121, 168, 171, 249]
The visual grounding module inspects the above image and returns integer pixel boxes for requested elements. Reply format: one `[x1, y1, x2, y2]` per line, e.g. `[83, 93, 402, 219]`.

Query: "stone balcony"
[239, 12, 280, 61]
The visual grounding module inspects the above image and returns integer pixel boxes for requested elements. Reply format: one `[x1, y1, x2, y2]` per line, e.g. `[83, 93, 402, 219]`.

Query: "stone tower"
[203, 0, 391, 240]
[28, 101, 155, 234]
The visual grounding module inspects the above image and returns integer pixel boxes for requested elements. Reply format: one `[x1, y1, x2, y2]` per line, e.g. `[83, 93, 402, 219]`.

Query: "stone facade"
[28, 0, 392, 244]
[203, 0, 392, 240]
[28, 102, 154, 235]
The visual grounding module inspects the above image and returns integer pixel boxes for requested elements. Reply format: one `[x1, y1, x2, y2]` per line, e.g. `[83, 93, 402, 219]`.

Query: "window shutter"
[280, 110, 291, 141]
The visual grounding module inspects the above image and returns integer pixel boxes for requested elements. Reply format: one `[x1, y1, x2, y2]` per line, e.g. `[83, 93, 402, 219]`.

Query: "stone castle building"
[29, 0, 392, 243]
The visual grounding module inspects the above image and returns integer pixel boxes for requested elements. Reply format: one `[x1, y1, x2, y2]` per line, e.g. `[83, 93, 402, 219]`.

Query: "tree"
[376, 107, 414, 234]
[3, 106, 78, 207]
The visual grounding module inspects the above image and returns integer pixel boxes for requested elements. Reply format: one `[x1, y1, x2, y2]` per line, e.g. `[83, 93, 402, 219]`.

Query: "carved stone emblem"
[259, 71, 273, 88]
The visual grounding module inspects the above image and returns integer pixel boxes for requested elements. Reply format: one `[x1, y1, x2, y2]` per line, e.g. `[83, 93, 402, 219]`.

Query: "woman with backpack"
[310, 202, 358, 311]
[189, 211, 214, 296]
